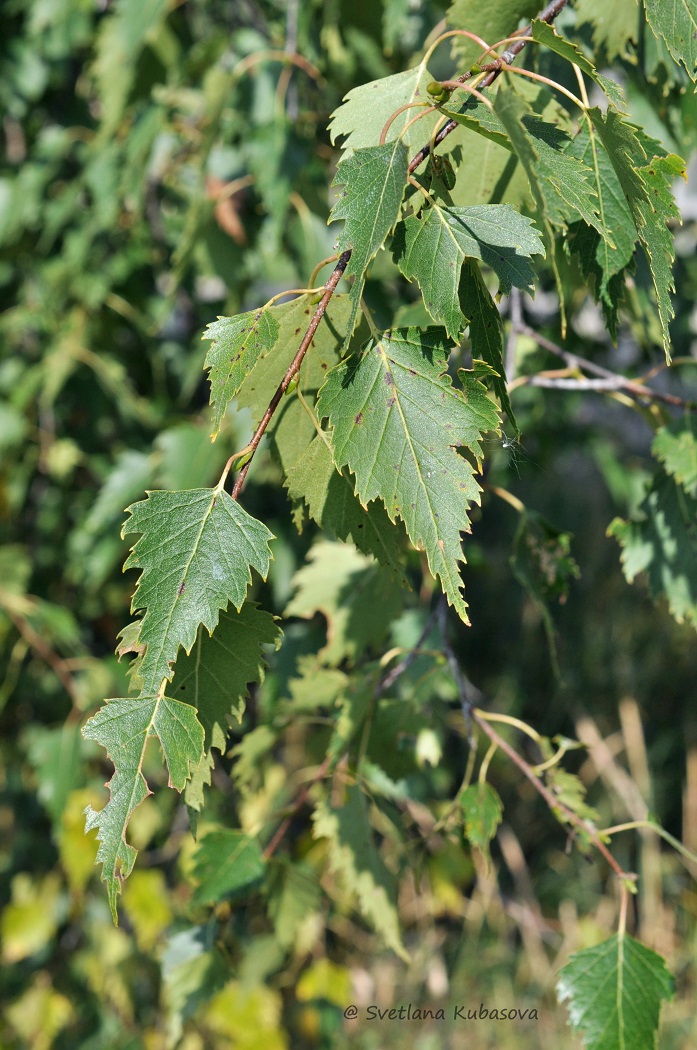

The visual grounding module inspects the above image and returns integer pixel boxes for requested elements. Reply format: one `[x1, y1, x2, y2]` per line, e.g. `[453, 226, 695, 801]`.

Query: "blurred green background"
[1, 1, 696, 1047]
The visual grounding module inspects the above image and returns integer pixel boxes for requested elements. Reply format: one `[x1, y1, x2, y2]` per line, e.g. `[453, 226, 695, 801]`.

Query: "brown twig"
[1, 600, 79, 705]
[231, 251, 351, 499]
[229, 0, 570, 499]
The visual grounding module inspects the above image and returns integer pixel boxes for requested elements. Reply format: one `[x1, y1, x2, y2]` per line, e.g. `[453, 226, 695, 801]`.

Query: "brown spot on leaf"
[355, 412, 363, 425]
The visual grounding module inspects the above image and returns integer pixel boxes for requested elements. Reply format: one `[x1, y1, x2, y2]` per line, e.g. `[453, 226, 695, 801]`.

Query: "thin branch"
[514, 322, 697, 409]
[471, 708, 634, 879]
[376, 602, 442, 693]
[433, 604, 635, 881]
[1, 600, 79, 706]
[408, 0, 570, 175]
[263, 754, 333, 861]
[231, 251, 351, 499]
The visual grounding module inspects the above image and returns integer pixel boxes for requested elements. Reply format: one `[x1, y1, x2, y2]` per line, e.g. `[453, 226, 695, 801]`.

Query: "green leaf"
[328, 64, 441, 158]
[202, 309, 280, 437]
[284, 540, 403, 666]
[557, 933, 674, 1050]
[23, 723, 84, 828]
[495, 86, 606, 238]
[565, 123, 637, 332]
[191, 830, 265, 907]
[652, 417, 697, 496]
[285, 435, 408, 583]
[608, 470, 697, 629]
[445, 0, 540, 64]
[545, 767, 601, 831]
[587, 109, 685, 356]
[644, 0, 697, 82]
[392, 201, 544, 339]
[330, 141, 409, 341]
[574, 0, 639, 61]
[123, 489, 274, 693]
[530, 20, 625, 108]
[439, 98, 512, 151]
[313, 786, 407, 959]
[317, 327, 500, 622]
[168, 604, 281, 812]
[461, 782, 503, 858]
[82, 694, 204, 921]
[459, 260, 517, 431]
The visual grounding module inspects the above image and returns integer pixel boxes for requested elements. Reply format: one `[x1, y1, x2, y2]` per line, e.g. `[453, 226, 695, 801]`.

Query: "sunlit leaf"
[318, 327, 499, 621]
[557, 933, 674, 1050]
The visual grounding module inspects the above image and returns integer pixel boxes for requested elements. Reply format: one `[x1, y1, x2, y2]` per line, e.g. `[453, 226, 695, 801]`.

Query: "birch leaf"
[123, 489, 274, 694]
[317, 327, 499, 622]
[83, 693, 204, 921]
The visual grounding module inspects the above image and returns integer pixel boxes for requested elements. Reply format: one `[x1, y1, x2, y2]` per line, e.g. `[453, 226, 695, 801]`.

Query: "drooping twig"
[513, 322, 697, 409]
[437, 620, 635, 882]
[469, 706, 633, 880]
[230, 0, 570, 499]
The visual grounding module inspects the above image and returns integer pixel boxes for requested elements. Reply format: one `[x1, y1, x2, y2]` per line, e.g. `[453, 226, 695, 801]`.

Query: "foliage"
[2, 1, 697, 1049]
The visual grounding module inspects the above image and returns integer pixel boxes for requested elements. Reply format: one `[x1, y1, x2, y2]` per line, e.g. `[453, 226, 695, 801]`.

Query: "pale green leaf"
[82, 694, 204, 921]
[328, 64, 441, 158]
[169, 604, 281, 812]
[190, 829, 265, 906]
[285, 435, 408, 583]
[313, 786, 407, 959]
[155, 422, 228, 491]
[235, 294, 356, 475]
[330, 141, 409, 340]
[202, 309, 280, 437]
[557, 933, 674, 1050]
[123, 489, 274, 693]
[644, 0, 697, 81]
[392, 201, 544, 339]
[284, 540, 403, 666]
[574, 0, 639, 61]
[317, 327, 500, 622]
[461, 782, 503, 859]
[267, 861, 321, 950]
[652, 417, 697, 496]
[92, 0, 171, 134]
[531, 19, 626, 108]
[446, 0, 540, 64]
[608, 470, 697, 629]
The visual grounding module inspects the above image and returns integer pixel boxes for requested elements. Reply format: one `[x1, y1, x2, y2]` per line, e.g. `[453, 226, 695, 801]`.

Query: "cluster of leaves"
[2, 0, 697, 1048]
